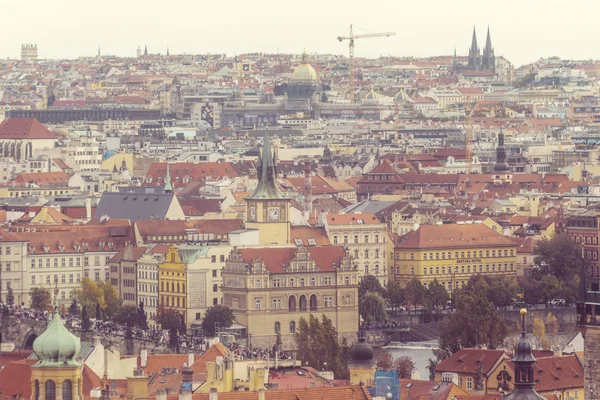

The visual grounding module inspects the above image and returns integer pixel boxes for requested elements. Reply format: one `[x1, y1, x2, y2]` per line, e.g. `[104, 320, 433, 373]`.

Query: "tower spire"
[164, 162, 173, 193]
[470, 26, 478, 53]
[246, 128, 286, 200]
[485, 26, 493, 53]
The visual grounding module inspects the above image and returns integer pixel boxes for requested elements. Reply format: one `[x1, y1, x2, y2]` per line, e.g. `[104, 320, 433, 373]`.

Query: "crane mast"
[337, 25, 396, 104]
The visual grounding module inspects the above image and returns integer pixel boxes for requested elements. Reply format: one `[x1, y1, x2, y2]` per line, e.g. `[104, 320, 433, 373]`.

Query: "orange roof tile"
[0, 118, 57, 139]
[327, 213, 381, 225]
[396, 224, 516, 250]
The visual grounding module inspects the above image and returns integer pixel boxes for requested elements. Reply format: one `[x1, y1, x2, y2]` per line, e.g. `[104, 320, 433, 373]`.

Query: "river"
[375, 340, 438, 380]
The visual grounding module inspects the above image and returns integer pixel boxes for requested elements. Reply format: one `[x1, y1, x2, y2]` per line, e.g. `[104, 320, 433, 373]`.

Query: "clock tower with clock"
[245, 133, 291, 245]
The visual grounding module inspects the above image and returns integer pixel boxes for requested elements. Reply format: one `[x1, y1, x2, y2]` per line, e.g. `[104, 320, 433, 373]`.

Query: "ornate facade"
[222, 245, 359, 348]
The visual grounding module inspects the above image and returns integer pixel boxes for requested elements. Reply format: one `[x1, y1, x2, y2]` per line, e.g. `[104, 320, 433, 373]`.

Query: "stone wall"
[582, 325, 600, 400]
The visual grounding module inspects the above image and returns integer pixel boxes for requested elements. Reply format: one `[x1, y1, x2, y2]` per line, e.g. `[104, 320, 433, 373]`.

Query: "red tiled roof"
[0, 118, 57, 139]
[135, 219, 243, 241]
[290, 226, 331, 246]
[238, 246, 347, 274]
[11, 171, 69, 187]
[191, 342, 230, 373]
[177, 385, 372, 400]
[0, 359, 36, 399]
[530, 355, 584, 392]
[145, 162, 239, 188]
[396, 225, 516, 250]
[327, 213, 381, 225]
[436, 349, 508, 376]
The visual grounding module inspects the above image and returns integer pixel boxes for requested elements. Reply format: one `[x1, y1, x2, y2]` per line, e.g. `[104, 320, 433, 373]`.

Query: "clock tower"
[245, 133, 291, 245]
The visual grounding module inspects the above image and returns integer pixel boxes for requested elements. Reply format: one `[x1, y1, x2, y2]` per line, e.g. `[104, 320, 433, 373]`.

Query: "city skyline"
[3, 0, 600, 66]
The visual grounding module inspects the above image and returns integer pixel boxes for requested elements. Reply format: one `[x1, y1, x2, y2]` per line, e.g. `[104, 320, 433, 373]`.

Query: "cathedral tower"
[482, 26, 496, 71]
[493, 129, 510, 173]
[467, 27, 481, 70]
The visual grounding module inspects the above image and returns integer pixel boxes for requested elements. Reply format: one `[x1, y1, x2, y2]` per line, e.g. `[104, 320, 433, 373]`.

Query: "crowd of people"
[361, 320, 410, 330]
[227, 342, 292, 361]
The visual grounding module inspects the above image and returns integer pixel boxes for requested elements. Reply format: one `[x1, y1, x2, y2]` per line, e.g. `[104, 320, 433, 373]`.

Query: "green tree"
[386, 282, 405, 314]
[426, 279, 449, 320]
[359, 275, 387, 299]
[394, 356, 415, 379]
[405, 279, 426, 314]
[76, 277, 105, 312]
[359, 291, 388, 325]
[532, 233, 583, 282]
[6, 284, 14, 306]
[437, 290, 507, 360]
[201, 305, 234, 336]
[115, 305, 141, 328]
[545, 312, 560, 348]
[81, 305, 91, 331]
[486, 277, 519, 307]
[294, 314, 349, 379]
[69, 299, 79, 316]
[97, 281, 121, 319]
[138, 301, 148, 330]
[375, 352, 394, 370]
[522, 274, 561, 305]
[156, 307, 185, 350]
[29, 287, 52, 311]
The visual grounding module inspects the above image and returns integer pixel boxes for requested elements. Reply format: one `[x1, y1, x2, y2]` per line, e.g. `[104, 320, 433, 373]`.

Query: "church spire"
[502, 309, 547, 399]
[246, 129, 286, 200]
[144, 45, 148, 56]
[470, 26, 478, 53]
[485, 26, 493, 54]
[164, 162, 173, 193]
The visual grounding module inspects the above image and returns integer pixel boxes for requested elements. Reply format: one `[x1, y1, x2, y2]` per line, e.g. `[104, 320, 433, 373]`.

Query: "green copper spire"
[164, 162, 173, 193]
[32, 295, 81, 367]
[246, 130, 287, 200]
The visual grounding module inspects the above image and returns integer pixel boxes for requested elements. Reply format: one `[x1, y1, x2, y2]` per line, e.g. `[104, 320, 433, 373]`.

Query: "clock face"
[268, 207, 280, 221]
[249, 207, 256, 221]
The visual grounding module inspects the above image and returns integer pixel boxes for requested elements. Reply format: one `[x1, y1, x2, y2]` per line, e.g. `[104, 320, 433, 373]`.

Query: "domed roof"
[33, 298, 81, 367]
[393, 89, 411, 103]
[290, 52, 318, 82]
[363, 88, 382, 101]
[349, 337, 374, 366]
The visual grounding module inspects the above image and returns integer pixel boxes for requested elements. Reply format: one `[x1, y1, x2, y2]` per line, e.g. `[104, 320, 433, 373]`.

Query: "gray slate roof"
[94, 192, 177, 223]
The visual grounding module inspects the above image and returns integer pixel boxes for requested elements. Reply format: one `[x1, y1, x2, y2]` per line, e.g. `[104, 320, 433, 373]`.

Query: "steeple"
[468, 26, 481, 70]
[166, 45, 170, 56]
[98, 46, 101, 58]
[246, 130, 286, 200]
[164, 162, 173, 193]
[482, 26, 496, 71]
[484, 26, 493, 54]
[144, 45, 148, 56]
[493, 128, 510, 173]
[502, 309, 546, 400]
[470, 26, 478, 53]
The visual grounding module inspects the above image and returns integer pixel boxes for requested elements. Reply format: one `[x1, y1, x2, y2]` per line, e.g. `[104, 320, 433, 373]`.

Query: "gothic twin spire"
[468, 26, 495, 71]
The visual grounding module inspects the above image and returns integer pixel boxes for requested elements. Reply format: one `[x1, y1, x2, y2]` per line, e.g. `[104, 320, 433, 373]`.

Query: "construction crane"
[337, 25, 395, 103]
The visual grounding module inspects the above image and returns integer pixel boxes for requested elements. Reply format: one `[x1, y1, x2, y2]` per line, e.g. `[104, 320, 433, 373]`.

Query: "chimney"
[553, 346, 563, 357]
[156, 389, 167, 400]
[140, 349, 148, 368]
[258, 389, 266, 400]
[85, 197, 92, 221]
[188, 353, 194, 368]
[179, 389, 192, 400]
[208, 389, 218, 400]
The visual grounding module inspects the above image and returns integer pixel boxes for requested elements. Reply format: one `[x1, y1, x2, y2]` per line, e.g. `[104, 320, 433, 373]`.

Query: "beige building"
[222, 245, 359, 348]
[137, 247, 165, 321]
[323, 212, 389, 285]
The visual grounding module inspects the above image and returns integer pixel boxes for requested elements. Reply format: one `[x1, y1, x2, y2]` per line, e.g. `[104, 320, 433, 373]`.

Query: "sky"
[2, 0, 599, 67]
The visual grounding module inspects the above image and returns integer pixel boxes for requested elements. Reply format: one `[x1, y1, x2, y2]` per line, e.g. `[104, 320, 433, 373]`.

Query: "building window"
[45, 380, 56, 400]
[299, 295, 307, 311]
[364, 235, 369, 243]
[309, 294, 317, 311]
[272, 298, 281, 309]
[289, 321, 296, 333]
[31, 275, 36, 285]
[466, 377, 473, 390]
[232, 298, 239, 309]
[324, 296, 333, 307]
[213, 284, 218, 292]
[289, 295, 296, 311]
[212, 270, 218, 278]
[211, 255, 216, 263]
[274, 321, 280, 333]
[333, 236, 338, 244]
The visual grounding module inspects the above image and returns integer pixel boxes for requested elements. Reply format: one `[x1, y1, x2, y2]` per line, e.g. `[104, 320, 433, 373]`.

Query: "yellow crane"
[337, 25, 396, 103]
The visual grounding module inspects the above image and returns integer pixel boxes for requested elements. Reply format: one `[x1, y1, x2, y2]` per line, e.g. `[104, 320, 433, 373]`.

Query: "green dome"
[33, 300, 81, 367]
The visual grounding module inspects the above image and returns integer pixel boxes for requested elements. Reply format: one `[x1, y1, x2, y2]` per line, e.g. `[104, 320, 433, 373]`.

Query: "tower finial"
[301, 49, 308, 63]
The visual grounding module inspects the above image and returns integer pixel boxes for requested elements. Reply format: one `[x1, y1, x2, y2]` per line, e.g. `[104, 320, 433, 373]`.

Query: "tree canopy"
[405, 279, 426, 313]
[359, 275, 387, 299]
[359, 291, 388, 324]
[29, 287, 52, 311]
[294, 314, 350, 379]
[75, 278, 122, 320]
[201, 305, 234, 336]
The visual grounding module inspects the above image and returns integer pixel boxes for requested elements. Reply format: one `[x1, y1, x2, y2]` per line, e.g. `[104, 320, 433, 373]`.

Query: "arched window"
[309, 295, 317, 311]
[288, 296, 296, 311]
[364, 250, 369, 259]
[182, 283, 185, 292]
[34, 380, 39, 400]
[274, 321, 280, 333]
[289, 321, 296, 333]
[299, 295, 307, 311]
[62, 380, 72, 400]
[45, 380, 56, 400]
[354, 250, 359, 259]
[177, 282, 180, 292]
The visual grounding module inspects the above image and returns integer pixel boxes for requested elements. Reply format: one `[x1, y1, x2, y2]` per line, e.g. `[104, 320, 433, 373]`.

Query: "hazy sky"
[2, 0, 599, 66]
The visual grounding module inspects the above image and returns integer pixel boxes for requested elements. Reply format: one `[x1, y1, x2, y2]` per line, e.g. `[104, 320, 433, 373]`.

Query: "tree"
[486, 277, 519, 307]
[359, 291, 388, 325]
[394, 356, 415, 379]
[156, 307, 185, 350]
[426, 279, 449, 320]
[97, 281, 121, 319]
[201, 306, 234, 337]
[69, 299, 79, 316]
[81, 305, 91, 331]
[437, 290, 507, 360]
[405, 279, 426, 314]
[294, 314, 349, 379]
[6, 284, 14, 306]
[532, 316, 549, 350]
[375, 352, 394, 370]
[386, 282, 405, 314]
[115, 305, 141, 328]
[359, 275, 387, 299]
[76, 277, 105, 312]
[532, 233, 583, 282]
[473, 363, 485, 391]
[545, 312, 559, 349]
[29, 287, 52, 311]
[95, 303, 102, 320]
[522, 274, 560, 305]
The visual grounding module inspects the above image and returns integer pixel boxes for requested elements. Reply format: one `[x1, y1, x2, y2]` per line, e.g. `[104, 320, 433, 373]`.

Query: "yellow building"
[222, 245, 359, 349]
[393, 224, 517, 291]
[158, 245, 187, 324]
[245, 134, 291, 245]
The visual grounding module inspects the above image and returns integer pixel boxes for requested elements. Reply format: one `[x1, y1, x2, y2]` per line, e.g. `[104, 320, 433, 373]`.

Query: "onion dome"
[290, 51, 318, 82]
[349, 337, 374, 366]
[33, 298, 81, 367]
